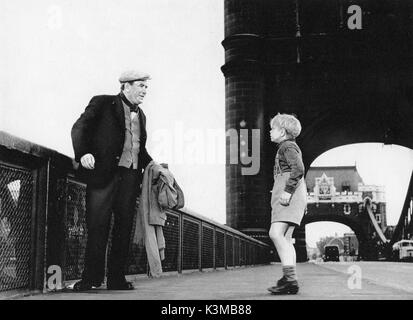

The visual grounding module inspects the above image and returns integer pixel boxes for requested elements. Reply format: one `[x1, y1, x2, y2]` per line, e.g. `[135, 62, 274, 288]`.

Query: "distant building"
[306, 166, 387, 232]
[343, 232, 359, 256]
[316, 233, 358, 257]
[306, 246, 320, 259]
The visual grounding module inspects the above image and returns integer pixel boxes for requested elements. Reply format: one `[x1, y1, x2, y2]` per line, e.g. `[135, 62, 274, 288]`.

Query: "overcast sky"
[0, 0, 226, 225]
[1, 1, 412, 248]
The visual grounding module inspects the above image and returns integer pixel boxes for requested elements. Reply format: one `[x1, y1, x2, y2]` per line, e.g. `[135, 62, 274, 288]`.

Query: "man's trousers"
[81, 167, 140, 284]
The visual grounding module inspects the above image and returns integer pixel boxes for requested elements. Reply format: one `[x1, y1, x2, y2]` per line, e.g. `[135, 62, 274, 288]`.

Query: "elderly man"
[71, 70, 153, 291]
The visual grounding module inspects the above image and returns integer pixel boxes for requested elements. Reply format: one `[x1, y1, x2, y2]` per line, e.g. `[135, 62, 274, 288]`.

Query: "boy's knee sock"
[282, 265, 297, 282]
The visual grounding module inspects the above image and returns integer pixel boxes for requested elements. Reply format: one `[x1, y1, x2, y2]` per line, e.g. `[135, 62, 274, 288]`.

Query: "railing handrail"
[0, 131, 75, 170]
[0, 130, 59, 158]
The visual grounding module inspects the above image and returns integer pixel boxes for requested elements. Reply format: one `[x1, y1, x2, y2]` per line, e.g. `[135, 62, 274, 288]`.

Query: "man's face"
[125, 80, 148, 105]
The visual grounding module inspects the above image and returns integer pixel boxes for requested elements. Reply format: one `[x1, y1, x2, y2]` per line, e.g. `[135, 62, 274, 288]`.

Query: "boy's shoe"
[276, 276, 287, 286]
[267, 280, 299, 295]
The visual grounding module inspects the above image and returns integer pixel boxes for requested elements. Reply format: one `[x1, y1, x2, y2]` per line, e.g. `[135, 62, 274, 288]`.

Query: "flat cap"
[119, 70, 151, 83]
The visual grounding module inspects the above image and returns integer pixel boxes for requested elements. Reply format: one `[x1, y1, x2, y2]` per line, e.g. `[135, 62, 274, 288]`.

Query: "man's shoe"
[267, 280, 299, 295]
[72, 280, 101, 292]
[106, 281, 135, 290]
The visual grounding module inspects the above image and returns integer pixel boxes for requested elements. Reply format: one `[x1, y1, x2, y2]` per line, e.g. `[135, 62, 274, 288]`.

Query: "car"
[323, 245, 340, 262]
[392, 240, 413, 262]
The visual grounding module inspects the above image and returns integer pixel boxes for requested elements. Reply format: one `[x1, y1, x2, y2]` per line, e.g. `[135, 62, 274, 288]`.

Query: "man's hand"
[80, 153, 95, 169]
[280, 191, 292, 206]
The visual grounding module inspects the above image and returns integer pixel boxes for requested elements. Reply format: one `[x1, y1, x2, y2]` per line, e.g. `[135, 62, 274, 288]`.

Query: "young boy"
[267, 113, 307, 295]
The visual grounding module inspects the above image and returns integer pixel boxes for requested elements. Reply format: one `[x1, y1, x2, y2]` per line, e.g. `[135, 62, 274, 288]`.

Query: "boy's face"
[270, 125, 285, 143]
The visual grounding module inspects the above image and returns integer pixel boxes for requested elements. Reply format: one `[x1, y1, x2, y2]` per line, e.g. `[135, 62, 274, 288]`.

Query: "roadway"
[15, 261, 413, 300]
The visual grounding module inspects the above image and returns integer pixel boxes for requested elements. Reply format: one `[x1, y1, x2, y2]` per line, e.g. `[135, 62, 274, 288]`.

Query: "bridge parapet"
[0, 131, 270, 296]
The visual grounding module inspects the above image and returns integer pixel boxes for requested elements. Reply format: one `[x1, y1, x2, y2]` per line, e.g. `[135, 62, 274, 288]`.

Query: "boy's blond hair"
[270, 113, 302, 139]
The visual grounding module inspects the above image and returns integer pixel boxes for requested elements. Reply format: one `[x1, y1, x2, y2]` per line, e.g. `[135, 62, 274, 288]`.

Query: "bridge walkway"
[17, 262, 413, 300]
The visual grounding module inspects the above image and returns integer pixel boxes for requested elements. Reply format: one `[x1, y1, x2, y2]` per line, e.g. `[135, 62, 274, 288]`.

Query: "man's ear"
[123, 82, 130, 92]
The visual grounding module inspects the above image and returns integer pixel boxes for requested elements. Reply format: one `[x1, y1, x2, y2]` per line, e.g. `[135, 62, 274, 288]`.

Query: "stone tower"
[222, 0, 413, 261]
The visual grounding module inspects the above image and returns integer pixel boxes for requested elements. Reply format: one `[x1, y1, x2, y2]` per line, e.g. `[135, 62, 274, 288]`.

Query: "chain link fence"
[215, 230, 225, 267]
[64, 180, 88, 281]
[0, 158, 270, 293]
[226, 235, 234, 267]
[0, 165, 33, 292]
[182, 218, 200, 270]
[201, 226, 214, 269]
[59, 177, 270, 282]
[161, 213, 179, 272]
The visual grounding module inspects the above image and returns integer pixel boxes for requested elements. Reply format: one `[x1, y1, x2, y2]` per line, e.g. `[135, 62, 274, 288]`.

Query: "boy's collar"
[277, 138, 296, 147]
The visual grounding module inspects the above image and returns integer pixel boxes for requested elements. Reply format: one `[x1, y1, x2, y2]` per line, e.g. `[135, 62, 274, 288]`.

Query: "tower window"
[342, 181, 351, 192]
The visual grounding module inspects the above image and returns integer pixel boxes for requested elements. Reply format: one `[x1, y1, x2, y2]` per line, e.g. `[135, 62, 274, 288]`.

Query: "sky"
[1, 1, 412, 248]
[0, 0, 226, 224]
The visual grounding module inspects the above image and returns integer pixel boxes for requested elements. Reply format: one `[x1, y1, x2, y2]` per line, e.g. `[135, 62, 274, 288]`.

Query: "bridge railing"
[391, 171, 413, 245]
[0, 131, 270, 296]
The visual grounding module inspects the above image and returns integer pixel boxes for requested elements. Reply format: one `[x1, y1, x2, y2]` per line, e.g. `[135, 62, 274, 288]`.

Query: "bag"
[157, 171, 185, 210]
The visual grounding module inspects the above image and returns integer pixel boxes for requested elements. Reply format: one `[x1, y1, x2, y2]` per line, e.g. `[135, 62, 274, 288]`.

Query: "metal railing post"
[199, 222, 202, 272]
[224, 232, 227, 269]
[213, 228, 216, 270]
[30, 161, 47, 292]
[177, 212, 183, 274]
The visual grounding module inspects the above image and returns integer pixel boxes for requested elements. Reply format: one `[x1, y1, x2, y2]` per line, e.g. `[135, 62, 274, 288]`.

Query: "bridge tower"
[222, 0, 412, 261]
[304, 166, 387, 260]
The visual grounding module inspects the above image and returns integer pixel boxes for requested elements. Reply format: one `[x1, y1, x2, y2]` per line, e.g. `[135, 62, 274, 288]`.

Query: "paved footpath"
[16, 262, 413, 300]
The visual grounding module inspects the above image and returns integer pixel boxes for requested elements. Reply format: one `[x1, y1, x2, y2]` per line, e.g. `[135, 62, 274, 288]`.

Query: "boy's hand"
[280, 191, 292, 206]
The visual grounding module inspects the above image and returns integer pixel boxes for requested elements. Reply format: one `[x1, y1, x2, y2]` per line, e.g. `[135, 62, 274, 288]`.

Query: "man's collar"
[119, 92, 138, 112]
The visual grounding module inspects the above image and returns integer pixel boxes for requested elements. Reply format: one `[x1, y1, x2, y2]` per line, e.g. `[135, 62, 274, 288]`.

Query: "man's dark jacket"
[71, 94, 152, 187]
